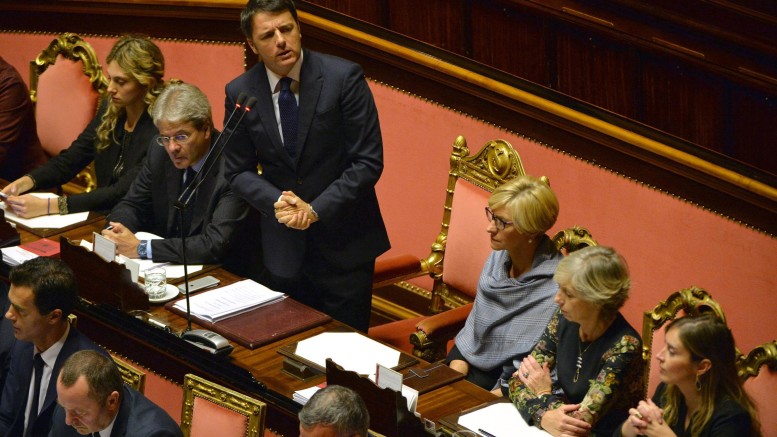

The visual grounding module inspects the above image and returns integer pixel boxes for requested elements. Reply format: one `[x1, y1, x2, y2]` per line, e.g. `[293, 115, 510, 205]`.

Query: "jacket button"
[297, 178, 303, 185]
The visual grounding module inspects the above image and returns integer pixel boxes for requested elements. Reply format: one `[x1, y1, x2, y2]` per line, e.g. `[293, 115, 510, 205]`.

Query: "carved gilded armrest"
[410, 303, 473, 362]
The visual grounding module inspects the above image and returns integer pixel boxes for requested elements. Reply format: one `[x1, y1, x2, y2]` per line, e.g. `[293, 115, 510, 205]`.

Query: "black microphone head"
[235, 92, 247, 108]
[244, 96, 258, 111]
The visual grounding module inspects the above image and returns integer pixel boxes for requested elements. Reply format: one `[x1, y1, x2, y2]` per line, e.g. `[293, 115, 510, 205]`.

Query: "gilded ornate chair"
[641, 287, 726, 396]
[369, 136, 597, 362]
[30, 32, 107, 194]
[110, 353, 146, 393]
[738, 340, 777, 436]
[181, 374, 266, 437]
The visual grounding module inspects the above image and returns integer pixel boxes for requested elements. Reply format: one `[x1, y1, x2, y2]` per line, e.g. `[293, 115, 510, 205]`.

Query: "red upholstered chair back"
[30, 33, 106, 193]
[33, 55, 101, 156]
[181, 374, 266, 437]
[426, 136, 526, 312]
[439, 180, 491, 300]
[738, 340, 777, 437]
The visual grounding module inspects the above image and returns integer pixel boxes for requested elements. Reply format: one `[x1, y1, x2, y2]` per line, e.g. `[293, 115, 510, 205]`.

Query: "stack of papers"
[293, 383, 326, 405]
[1, 246, 38, 266]
[172, 279, 285, 322]
[1, 238, 59, 266]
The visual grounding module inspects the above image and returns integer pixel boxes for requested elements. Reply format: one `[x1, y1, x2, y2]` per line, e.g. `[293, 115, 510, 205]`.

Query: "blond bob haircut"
[554, 246, 630, 319]
[488, 175, 559, 236]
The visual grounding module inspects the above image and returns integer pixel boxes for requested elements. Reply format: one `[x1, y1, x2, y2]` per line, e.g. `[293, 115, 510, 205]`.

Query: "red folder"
[165, 297, 331, 349]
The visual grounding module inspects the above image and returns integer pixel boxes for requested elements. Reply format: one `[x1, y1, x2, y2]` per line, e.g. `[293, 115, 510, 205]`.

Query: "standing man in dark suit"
[49, 350, 182, 437]
[224, 0, 390, 332]
[0, 257, 107, 437]
[102, 82, 248, 265]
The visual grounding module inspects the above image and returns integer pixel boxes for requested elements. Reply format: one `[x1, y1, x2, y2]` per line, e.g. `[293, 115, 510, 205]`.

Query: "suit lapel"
[250, 66, 296, 169]
[297, 50, 323, 161]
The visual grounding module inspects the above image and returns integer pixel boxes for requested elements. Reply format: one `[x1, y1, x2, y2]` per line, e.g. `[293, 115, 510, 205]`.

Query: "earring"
[528, 238, 533, 244]
[695, 375, 702, 391]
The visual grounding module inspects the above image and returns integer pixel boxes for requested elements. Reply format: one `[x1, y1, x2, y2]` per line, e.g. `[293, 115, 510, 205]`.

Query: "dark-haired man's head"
[5, 258, 77, 350]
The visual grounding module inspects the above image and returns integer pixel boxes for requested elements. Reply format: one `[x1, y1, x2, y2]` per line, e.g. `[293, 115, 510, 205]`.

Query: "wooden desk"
[8, 217, 497, 436]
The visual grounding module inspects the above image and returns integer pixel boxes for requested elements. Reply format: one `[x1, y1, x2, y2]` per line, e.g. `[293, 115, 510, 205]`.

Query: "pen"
[478, 429, 497, 437]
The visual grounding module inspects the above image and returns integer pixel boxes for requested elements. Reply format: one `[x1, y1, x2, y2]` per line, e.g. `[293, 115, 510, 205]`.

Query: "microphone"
[173, 92, 256, 344]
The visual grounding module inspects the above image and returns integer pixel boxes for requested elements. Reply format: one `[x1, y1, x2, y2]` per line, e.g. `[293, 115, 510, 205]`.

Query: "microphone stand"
[174, 95, 257, 334]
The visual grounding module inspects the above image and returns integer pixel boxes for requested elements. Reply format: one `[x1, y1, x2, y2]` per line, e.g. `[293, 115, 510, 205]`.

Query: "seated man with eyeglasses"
[445, 175, 563, 393]
[101, 82, 248, 265]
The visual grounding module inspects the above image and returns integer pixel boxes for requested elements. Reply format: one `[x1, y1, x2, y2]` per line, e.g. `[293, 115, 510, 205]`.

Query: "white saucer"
[149, 284, 180, 304]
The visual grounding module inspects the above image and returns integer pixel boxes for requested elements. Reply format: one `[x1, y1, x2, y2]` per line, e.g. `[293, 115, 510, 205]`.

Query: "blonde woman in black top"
[3, 34, 164, 217]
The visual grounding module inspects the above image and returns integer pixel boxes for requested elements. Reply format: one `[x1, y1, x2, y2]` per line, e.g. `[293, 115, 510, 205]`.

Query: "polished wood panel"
[555, 26, 639, 120]
[386, 0, 468, 56]
[470, 1, 551, 86]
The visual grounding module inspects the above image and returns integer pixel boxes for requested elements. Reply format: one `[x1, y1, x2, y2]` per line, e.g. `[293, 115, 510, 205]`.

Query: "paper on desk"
[80, 234, 202, 279]
[172, 279, 285, 322]
[458, 402, 546, 437]
[295, 332, 401, 376]
[1, 193, 89, 229]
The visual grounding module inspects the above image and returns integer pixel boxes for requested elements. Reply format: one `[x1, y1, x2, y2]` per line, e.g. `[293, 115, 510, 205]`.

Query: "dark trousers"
[260, 247, 374, 333]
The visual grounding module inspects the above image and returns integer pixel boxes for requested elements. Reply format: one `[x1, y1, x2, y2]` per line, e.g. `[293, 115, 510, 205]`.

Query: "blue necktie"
[25, 354, 44, 437]
[279, 77, 298, 158]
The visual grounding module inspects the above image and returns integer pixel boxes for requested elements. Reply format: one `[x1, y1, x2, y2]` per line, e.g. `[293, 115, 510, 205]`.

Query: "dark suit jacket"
[0, 327, 106, 437]
[0, 283, 15, 395]
[106, 138, 248, 264]
[224, 49, 390, 278]
[28, 101, 157, 214]
[48, 386, 183, 437]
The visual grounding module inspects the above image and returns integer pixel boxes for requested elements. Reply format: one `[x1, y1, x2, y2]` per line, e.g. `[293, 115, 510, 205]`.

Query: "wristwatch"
[137, 240, 148, 259]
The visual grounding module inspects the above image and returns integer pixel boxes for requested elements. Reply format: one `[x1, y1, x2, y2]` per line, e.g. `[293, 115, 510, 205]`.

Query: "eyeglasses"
[155, 134, 191, 147]
[485, 207, 513, 231]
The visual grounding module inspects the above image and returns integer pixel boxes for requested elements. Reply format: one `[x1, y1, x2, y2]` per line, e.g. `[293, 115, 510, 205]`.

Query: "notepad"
[172, 279, 285, 322]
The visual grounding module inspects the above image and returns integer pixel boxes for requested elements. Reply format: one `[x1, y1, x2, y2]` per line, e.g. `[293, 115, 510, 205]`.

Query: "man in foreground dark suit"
[224, 0, 390, 332]
[0, 257, 107, 437]
[49, 350, 182, 437]
[103, 81, 248, 265]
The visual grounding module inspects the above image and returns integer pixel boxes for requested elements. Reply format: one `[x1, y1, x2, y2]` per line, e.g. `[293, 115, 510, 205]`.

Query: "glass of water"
[144, 267, 167, 299]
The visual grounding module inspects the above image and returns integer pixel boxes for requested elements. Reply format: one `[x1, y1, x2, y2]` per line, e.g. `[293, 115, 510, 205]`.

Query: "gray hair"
[554, 246, 631, 319]
[298, 385, 369, 436]
[150, 81, 212, 130]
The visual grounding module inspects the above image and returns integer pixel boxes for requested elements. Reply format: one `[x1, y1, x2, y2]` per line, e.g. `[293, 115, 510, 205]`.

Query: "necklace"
[574, 339, 594, 383]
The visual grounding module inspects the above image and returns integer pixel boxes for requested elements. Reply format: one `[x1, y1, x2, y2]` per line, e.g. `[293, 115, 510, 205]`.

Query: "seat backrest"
[110, 353, 146, 393]
[30, 33, 106, 192]
[642, 287, 726, 396]
[181, 373, 266, 437]
[427, 136, 527, 312]
[738, 340, 777, 437]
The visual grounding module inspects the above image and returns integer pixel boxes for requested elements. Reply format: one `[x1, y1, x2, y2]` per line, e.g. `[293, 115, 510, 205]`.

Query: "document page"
[172, 279, 285, 322]
[458, 402, 547, 437]
[294, 332, 401, 376]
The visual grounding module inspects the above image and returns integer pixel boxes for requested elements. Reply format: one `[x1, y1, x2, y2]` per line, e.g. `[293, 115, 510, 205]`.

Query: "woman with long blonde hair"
[3, 34, 164, 217]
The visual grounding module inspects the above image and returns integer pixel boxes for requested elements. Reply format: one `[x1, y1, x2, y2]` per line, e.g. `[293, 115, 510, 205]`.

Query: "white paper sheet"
[172, 279, 285, 322]
[458, 402, 547, 437]
[294, 332, 402, 376]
